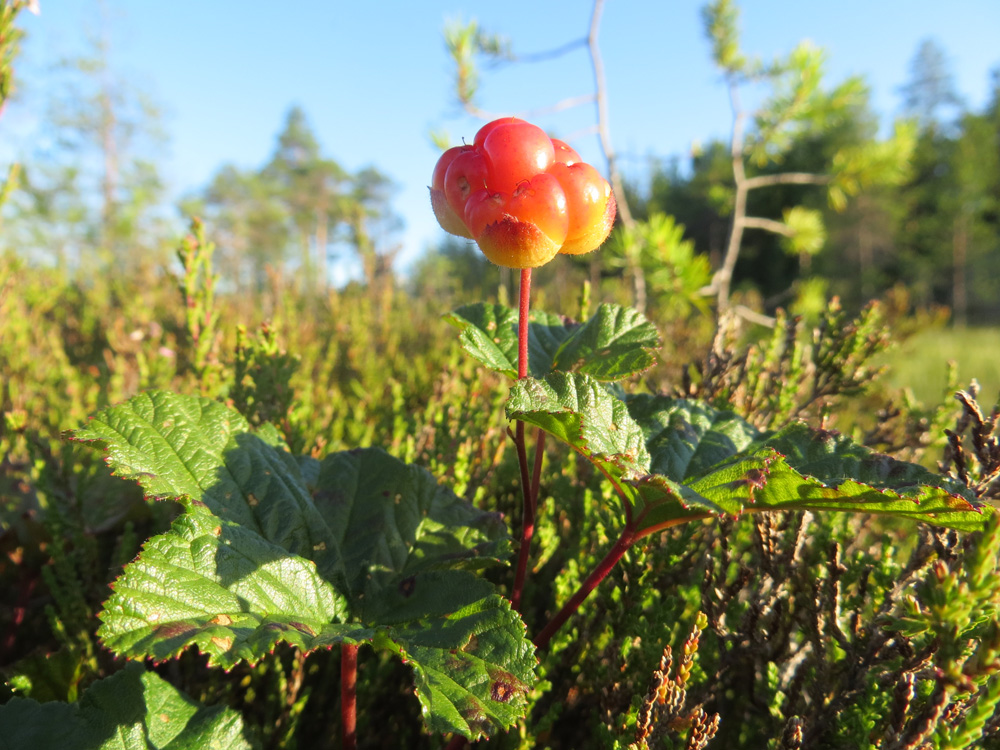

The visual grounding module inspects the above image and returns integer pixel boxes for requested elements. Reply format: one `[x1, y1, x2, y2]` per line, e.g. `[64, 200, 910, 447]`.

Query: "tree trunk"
[99, 82, 118, 257]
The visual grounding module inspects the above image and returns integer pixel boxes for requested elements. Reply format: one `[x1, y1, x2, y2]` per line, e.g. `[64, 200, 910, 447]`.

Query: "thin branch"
[461, 92, 597, 122]
[504, 37, 588, 64]
[460, 102, 504, 121]
[733, 304, 776, 328]
[743, 172, 831, 190]
[586, 0, 646, 310]
[742, 215, 794, 236]
[711, 77, 748, 310]
[449, 0, 631, 234]
[522, 93, 596, 118]
[587, 0, 633, 228]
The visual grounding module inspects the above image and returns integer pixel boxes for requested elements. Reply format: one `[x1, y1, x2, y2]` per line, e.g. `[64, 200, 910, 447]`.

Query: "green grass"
[883, 326, 1000, 407]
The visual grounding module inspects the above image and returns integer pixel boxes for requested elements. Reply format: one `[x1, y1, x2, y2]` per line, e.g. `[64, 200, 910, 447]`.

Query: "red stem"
[436, 275, 545, 750]
[513, 428, 547, 609]
[517, 268, 531, 380]
[511, 424, 534, 613]
[530, 429, 546, 506]
[510, 268, 536, 613]
[532, 524, 637, 650]
[341, 643, 358, 750]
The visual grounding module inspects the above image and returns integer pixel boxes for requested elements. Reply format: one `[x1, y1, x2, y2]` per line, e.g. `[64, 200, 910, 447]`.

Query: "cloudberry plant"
[6, 104, 997, 750]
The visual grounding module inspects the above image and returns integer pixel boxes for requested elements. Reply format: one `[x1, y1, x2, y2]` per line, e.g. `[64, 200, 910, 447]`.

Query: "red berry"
[431, 146, 467, 192]
[443, 149, 489, 226]
[430, 146, 474, 238]
[480, 121, 555, 195]
[472, 116, 531, 150]
[464, 174, 569, 268]
[551, 138, 581, 165]
[430, 188, 472, 239]
[429, 117, 615, 267]
[547, 162, 616, 255]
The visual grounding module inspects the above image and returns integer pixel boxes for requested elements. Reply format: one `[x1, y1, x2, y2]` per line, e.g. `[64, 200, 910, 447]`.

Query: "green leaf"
[445, 302, 574, 378]
[77, 391, 534, 740]
[506, 374, 716, 535]
[688, 424, 991, 532]
[625, 394, 760, 482]
[74, 390, 342, 578]
[0, 663, 252, 750]
[447, 302, 660, 381]
[507, 372, 650, 480]
[444, 303, 520, 378]
[780, 206, 826, 257]
[510, 378, 991, 538]
[373, 590, 535, 737]
[308, 448, 513, 621]
[525, 309, 578, 377]
[97, 502, 362, 666]
[550, 304, 660, 380]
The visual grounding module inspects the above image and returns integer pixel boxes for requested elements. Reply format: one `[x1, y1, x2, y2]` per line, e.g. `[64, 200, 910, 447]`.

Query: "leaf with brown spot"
[81, 391, 532, 740]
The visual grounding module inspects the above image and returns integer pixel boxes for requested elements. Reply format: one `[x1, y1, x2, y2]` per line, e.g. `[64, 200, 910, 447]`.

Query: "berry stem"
[532, 524, 637, 650]
[511, 268, 536, 613]
[517, 267, 531, 380]
[530, 428, 546, 511]
[341, 643, 358, 750]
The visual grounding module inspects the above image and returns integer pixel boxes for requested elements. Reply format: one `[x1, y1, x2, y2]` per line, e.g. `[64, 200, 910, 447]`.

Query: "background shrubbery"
[3, 1, 1000, 747]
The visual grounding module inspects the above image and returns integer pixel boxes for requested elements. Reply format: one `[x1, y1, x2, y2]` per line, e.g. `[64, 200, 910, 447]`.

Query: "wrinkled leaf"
[0, 663, 252, 750]
[447, 302, 659, 381]
[506, 374, 716, 534]
[310, 448, 511, 614]
[77, 391, 534, 740]
[74, 390, 342, 578]
[445, 303, 521, 378]
[550, 304, 660, 380]
[445, 302, 572, 378]
[509, 376, 991, 538]
[689, 424, 990, 532]
[373, 589, 535, 737]
[507, 372, 649, 480]
[97, 501, 361, 666]
[625, 394, 760, 481]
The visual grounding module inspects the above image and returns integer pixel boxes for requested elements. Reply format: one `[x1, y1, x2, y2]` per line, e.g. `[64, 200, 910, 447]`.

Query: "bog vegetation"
[2, 1, 1000, 748]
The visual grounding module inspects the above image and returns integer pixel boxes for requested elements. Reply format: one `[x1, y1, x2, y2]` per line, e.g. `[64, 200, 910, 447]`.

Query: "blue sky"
[4, 1, 1000, 282]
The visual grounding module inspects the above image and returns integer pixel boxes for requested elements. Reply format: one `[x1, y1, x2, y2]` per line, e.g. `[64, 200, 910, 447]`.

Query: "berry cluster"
[430, 117, 617, 269]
